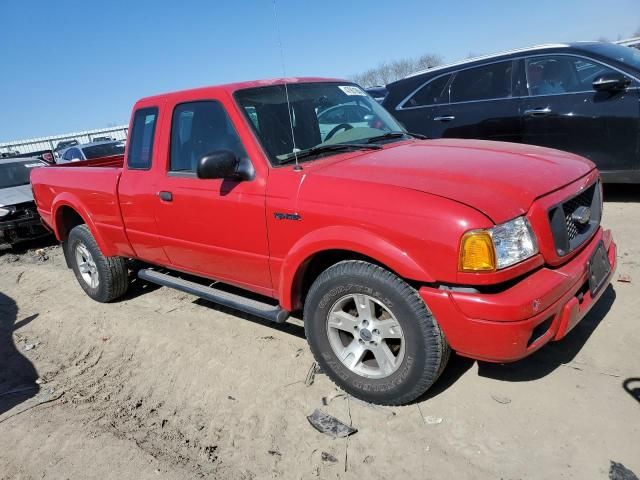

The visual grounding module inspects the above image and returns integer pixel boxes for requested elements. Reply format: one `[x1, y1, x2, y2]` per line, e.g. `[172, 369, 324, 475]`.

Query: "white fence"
[0, 125, 128, 156]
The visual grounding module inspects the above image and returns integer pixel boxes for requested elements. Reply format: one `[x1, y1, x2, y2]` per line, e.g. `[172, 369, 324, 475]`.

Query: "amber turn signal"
[459, 230, 496, 272]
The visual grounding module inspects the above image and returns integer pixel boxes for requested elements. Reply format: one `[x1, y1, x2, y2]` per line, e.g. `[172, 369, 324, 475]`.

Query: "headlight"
[0, 206, 15, 218]
[459, 216, 538, 272]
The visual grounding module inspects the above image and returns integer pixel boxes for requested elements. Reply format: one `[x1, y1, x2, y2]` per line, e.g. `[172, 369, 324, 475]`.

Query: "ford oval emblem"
[571, 206, 591, 225]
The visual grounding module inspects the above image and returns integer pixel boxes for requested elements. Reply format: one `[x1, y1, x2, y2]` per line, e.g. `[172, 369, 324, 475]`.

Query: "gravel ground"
[0, 186, 638, 480]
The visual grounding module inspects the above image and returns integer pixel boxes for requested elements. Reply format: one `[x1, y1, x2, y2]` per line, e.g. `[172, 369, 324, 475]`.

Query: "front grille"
[548, 182, 601, 257]
[562, 187, 595, 241]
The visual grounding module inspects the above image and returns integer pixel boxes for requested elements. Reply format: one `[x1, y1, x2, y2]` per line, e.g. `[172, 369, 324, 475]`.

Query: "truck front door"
[153, 99, 273, 295]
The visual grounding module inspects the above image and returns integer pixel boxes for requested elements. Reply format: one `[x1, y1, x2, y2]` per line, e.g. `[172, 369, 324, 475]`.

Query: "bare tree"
[415, 54, 443, 71]
[352, 52, 443, 87]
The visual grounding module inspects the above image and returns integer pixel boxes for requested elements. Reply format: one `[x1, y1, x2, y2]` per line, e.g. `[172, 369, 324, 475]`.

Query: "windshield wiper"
[278, 143, 382, 165]
[366, 131, 428, 143]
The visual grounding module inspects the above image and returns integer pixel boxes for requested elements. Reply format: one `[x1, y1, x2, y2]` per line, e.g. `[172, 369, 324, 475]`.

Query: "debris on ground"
[268, 449, 281, 457]
[423, 415, 443, 425]
[609, 461, 639, 480]
[617, 274, 632, 283]
[321, 451, 338, 463]
[34, 248, 49, 262]
[305, 362, 321, 386]
[321, 390, 345, 405]
[306, 409, 357, 438]
[363, 455, 374, 464]
[24, 341, 40, 351]
[227, 395, 236, 401]
[491, 394, 512, 404]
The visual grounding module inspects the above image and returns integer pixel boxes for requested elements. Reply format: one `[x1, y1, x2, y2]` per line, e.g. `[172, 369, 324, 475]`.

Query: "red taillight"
[42, 152, 54, 163]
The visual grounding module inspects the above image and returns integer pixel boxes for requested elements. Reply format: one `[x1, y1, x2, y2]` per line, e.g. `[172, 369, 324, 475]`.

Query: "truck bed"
[30, 154, 127, 255]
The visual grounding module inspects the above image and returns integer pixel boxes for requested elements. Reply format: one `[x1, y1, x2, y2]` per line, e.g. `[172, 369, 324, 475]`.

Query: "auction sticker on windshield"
[339, 85, 366, 96]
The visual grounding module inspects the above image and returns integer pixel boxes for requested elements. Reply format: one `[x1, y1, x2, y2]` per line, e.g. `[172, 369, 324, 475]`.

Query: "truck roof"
[137, 77, 347, 104]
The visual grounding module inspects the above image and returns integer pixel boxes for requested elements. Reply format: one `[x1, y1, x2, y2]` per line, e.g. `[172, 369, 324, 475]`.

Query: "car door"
[435, 60, 522, 142]
[118, 105, 171, 265]
[390, 73, 452, 137]
[153, 98, 272, 294]
[520, 54, 640, 174]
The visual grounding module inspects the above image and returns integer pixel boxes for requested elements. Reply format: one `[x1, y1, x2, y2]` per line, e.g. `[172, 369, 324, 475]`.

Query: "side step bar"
[137, 269, 290, 324]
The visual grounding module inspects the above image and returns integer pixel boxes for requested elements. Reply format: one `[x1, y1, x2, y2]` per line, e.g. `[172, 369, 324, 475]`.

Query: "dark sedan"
[383, 42, 640, 183]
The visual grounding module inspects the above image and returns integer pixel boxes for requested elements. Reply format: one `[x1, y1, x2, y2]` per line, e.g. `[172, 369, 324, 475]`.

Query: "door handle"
[523, 107, 552, 117]
[433, 115, 456, 122]
[158, 191, 173, 202]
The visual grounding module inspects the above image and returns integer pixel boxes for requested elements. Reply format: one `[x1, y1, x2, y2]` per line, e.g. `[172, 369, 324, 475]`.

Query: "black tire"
[67, 224, 128, 303]
[304, 260, 450, 405]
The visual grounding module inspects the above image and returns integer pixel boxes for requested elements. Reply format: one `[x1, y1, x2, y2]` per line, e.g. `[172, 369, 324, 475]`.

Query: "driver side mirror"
[197, 150, 254, 181]
[593, 73, 631, 92]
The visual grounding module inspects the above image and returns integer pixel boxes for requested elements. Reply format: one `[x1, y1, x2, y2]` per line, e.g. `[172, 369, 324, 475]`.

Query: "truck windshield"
[0, 160, 44, 188]
[82, 141, 125, 160]
[235, 82, 407, 165]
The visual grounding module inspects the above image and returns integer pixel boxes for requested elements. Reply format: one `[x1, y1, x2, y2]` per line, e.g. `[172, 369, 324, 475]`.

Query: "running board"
[137, 269, 289, 324]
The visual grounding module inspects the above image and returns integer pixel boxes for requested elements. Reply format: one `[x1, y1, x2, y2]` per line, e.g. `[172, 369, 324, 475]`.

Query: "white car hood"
[0, 184, 34, 207]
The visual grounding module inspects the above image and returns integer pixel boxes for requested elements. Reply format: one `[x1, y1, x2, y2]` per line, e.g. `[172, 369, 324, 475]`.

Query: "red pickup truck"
[31, 78, 617, 405]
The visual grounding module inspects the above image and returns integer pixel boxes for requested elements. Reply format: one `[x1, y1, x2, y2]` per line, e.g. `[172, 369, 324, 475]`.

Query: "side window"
[525, 55, 617, 96]
[62, 149, 72, 161]
[170, 101, 247, 172]
[127, 107, 158, 170]
[404, 74, 451, 107]
[450, 61, 513, 103]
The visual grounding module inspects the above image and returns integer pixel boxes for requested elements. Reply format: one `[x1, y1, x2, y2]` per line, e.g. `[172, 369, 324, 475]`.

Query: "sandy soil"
[0, 187, 638, 480]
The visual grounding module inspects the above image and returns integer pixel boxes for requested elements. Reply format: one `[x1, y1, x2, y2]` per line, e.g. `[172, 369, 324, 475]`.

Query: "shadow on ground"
[0, 235, 56, 256]
[0, 292, 40, 415]
[603, 184, 640, 203]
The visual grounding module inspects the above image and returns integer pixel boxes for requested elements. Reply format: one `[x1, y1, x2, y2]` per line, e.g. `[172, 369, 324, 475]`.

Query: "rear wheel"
[67, 225, 128, 302]
[304, 260, 450, 405]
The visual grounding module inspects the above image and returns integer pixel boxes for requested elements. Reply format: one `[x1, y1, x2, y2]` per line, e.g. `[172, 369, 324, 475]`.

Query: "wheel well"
[294, 249, 391, 311]
[56, 206, 85, 241]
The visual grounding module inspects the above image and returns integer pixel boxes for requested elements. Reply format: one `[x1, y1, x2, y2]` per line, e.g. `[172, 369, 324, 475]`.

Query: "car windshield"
[82, 141, 125, 160]
[582, 43, 640, 71]
[234, 82, 407, 165]
[0, 160, 44, 189]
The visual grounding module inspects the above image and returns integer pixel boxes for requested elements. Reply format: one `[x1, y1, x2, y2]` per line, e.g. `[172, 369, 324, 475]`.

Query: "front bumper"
[0, 217, 49, 244]
[420, 228, 616, 362]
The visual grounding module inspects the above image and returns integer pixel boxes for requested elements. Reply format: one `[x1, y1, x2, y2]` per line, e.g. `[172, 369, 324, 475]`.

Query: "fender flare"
[278, 225, 435, 311]
[51, 193, 117, 257]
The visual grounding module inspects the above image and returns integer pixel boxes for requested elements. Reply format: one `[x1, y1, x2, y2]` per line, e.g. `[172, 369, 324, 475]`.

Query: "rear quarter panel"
[30, 165, 134, 257]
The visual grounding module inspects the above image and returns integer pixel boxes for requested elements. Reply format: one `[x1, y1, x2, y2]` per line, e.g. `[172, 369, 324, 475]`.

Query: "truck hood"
[0, 184, 34, 207]
[313, 139, 594, 223]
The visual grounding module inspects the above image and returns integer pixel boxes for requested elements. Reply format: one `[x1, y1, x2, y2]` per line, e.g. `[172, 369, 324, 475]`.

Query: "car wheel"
[67, 225, 128, 302]
[304, 260, 450, 405]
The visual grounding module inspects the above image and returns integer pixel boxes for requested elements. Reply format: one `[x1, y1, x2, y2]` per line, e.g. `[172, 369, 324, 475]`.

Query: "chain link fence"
[0, 125, 128, 157]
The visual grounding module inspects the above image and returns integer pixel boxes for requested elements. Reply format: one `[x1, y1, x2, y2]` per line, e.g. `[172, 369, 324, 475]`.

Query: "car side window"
[170, 101, 247, 173]
[404, 74, 451, 107]
[127, 107, 158, 170]
[525, 55, 618, 96]
[62, 149, 72, 161]
[450, 61, 513, 103]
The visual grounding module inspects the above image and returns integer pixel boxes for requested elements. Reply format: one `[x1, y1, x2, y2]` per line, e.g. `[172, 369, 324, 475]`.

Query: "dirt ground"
[0, 186, 638, 480]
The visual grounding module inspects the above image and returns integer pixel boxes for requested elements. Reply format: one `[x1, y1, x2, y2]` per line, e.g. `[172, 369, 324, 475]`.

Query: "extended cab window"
[450, 61, 513, 103]
[404, 74, 451, 107]
[170, 101, 247, 172]
[127, 107, 158, 170]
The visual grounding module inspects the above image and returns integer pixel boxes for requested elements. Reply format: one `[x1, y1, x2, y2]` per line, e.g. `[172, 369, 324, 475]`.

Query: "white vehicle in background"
[0, 157, 49, 245]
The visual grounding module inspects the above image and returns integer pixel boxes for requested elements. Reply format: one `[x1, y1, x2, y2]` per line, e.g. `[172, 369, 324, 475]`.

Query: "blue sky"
[1, 0, 638, 141]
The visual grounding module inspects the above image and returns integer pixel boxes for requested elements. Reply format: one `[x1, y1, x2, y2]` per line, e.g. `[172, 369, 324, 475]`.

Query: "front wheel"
[304, 260, 450, 405]
[67, 225, 128, 303]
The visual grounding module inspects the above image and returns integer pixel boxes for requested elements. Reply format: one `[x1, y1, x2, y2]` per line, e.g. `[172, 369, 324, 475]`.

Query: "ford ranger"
[30, 78, 617, 405]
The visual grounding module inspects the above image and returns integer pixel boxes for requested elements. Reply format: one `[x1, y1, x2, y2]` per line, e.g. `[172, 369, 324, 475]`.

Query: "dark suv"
[383, 42, 640, 183]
